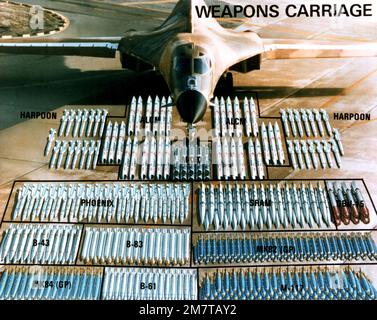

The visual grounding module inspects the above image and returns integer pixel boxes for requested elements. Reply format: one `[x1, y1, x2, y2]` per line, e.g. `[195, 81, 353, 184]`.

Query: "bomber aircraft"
[1, 0, 377, 123]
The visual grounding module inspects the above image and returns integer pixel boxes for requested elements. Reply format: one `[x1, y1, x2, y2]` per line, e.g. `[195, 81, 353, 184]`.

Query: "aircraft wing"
[262, 39, 377, 59]
[0, 37, 121, 58]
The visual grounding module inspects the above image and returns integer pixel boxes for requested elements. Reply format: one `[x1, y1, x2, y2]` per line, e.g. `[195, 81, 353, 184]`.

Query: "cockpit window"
[174, 57, 191, 73]
[174, 55, 210, 74]
[194, 58, 209, 74]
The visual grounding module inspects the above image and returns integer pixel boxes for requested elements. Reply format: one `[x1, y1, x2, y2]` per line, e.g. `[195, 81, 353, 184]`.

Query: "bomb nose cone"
[176, 90, 207, 123]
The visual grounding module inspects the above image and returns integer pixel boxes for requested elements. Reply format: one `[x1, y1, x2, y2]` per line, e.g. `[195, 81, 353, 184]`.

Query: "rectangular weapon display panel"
[1, 94, 377, 301]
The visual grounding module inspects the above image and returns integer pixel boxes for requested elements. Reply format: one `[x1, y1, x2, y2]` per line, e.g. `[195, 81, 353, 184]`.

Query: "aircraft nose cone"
[176, 90, 207, 123]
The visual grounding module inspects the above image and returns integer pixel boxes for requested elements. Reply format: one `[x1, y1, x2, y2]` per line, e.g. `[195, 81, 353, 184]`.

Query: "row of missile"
[100, 121, 127, 165]
[0, 267, 102, 300]
[287, 138, 343, 170]
[214, 136, 247, 180]
[199, 267, 377, 300]
[327, 181, 370, 226]
[280, 108, 332, 138]
[0, 224, 81, 264]
[127, 96, 173, 137]
[193, 232, 377, 264]
[212, 96, 258, 137]
[48, 139, 101, 170]
[80, 227, 190, 266]
[138, 134, 171, 180]
[172, 138, 211, 181]
[11, 183, 190, 224]
[258, 122, 286, 165]
[102, 268, 197, 300]
[58, 108, 108, 138]
[197, 182, 333, 231]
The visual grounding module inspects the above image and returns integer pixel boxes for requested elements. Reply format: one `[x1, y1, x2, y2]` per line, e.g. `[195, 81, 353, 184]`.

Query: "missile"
[249, 98, 259, 137]
[230, 137, 238, 179]
[286, 140, 297, 169]
[115, 121, 126, 164]
[86, 109, 95, 137]
[64, 109, 76, 138]
[320, 109, 332, 136]
[58, 109, 68, 137]
[273, 122, 285, 164]
[300, 109, 311, 137]
[233, 97, 242, 137]
[157, 135, 165, 179]
[300, 140, 312, 169]
[329, 139, 341, 168]
[65, 140, 75, 169]
[108, 122, 119, 164]
[293, 140, 305, 169]
[129, 137, 139, 180]
[140, 136, 150, 179]
[341, 182, 359, 224]
[351, 181, 370, 224]
[243, 97, 252, 137]
[261, 123, 270, 164]
[219, 97, 227, 136]
[57, 140, 68, 169]
[226, 96, 234, 136]
[145, 96, 153, 137]
[79, 140, 89, 169]
[166, 97, 173, 137]
[86, 140, 96, 170]
[287, 109, 297, 137]
[280, 109, 290, 137]
[152, 96, 161, 135]
[306, 109, 318, 137]
[44, 128, 56, 156]
[307, 140, 318, 170]
[163, 136, 171, 180]
[159, 97, 167, 137]
[255, 139, 264, 179]
[99, 109, 108, 138]
[120, 136, 132, 179]
[101, 121, 112, 163]
[222, 136, 230, 179]
[92, 109, 102, 137]
[332, 128, 344, 156]
[313, 109, 325, 137]
[49, 140, 61, 169]
[293, 109, 304, 137]
[314, 140, 327, 169]
[92, 140, 101, 170]
[128, 96, 137, 135]
[322, 140, 333, 168]
[267, 122, 278, 165]
[334, 182, 351, 225]
[148, 135, 157, 180]
[215, 138, 223, 179]
[236, 137, 246, 180]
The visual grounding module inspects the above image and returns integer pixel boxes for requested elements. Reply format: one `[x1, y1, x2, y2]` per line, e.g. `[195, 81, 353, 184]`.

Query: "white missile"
[226, 96, 234, 136]
[145, 96, 153, 136]
[261, 122, 271, 164]
[243, 97, 252, 137]
[108, 122, 119, 163]
[249, 98, 258, 137]
[152, 96, 161, 135]
[267, 122, 278, 165]
[44, 128, 56, 156]
[273, 122, 285, 164]
[247, 139, 257, 180]
[115, 121, 126, 164]
[127, 96, 137, 135]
